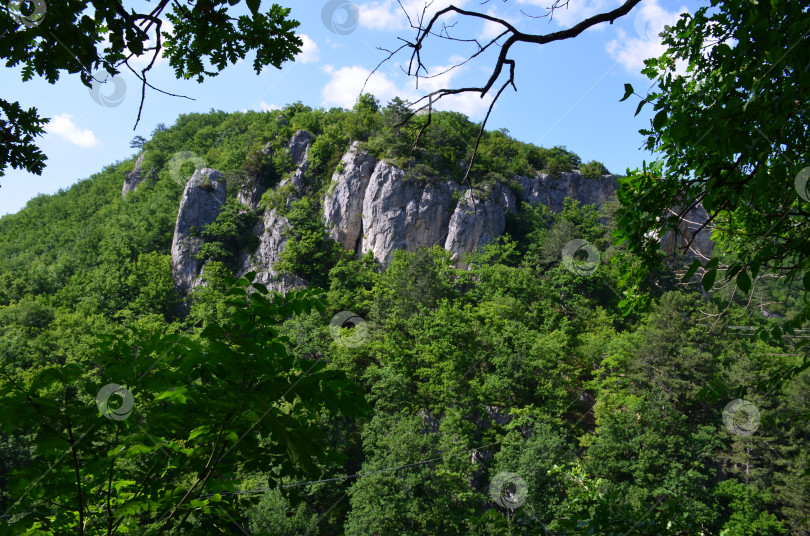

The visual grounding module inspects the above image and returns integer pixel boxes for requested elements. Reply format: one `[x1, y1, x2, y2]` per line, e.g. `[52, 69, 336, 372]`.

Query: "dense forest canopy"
[0, 100, 807, 535]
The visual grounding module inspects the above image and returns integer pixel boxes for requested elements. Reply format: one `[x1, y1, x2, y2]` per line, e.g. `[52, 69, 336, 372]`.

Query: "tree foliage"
[615, 0, 810, 339]
[1, 0, 302, 182]
[0, 100, 807, 535]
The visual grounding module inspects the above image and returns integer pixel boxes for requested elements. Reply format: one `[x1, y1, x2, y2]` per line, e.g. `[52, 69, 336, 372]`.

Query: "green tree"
[615, 0, 810, 331]
[0, 275, 368, 535]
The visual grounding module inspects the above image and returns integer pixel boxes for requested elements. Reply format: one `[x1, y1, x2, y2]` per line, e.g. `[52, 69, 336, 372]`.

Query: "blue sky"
[1, 0, 698, 215]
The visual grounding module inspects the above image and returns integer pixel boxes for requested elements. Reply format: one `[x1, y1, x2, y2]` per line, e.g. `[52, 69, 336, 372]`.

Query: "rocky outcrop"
[237, 130, 313, 210]
[236, 130, 314, 293]
[122, 152, 146, 197]
[660, 203, 714, 262]
[285, 130, 313, 192]
[170, 168, 226, 294]
[323, 150, 619, 267]
[444, 184, 516, 267]
[239, 208, 307, 293]
[237, 174, 270, 210]
[323, 142, 377, 254]
[360, 161, 460, 265]
[515, 172, 617, 212]
[287, 129, 312, 167]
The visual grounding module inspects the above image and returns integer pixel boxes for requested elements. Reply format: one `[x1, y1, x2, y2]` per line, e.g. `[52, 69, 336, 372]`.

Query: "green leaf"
[682, 259, 702, 281]
[252, 283, 269, 295]
[736, 270, 751, 294]
[702, 268, 717, 292]
[634, 99, 648, 117]
[803, 271, 810, 292]
[188, 426, 209, 441]
[704, 257, 720, 270]
[620, 83, 634, 102]
[653, 110, 667, 130]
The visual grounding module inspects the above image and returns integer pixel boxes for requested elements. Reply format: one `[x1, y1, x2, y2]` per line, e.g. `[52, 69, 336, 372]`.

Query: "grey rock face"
[237, 175, 269, 210]
[660, 203, 714, 262]
[287, 130, 312, 167]
[122, 152, 146, 197]
[361, 161, 459, 265]
[321, 152, 626, 268]
[170, 168, 226, 294]
[322, 142, 377, 254]
[236, 141, 712, 293]
[237, 130, 313, 210]
[515, 171, 618, 212]
[241, 208, 307, 293]
[236, 130, 314, 293]
[444, 184, 516, 267]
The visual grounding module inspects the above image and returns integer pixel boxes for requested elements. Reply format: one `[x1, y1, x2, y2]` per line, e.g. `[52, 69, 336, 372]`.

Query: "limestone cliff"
[322, 148, 619, 267]
[444, 183, 515, 268]
[170, 168, 227, 294]
[660, 202, 714, 262]
[169, 137, 714, 298]
[322, 142, 377, 255]
[360, 161, 460, 265]
[122, 152, 146, 197]
[236, 130, 313, 293]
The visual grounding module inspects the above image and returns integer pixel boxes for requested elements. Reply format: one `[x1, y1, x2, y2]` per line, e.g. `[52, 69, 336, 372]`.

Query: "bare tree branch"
[361, 0, 643, 198]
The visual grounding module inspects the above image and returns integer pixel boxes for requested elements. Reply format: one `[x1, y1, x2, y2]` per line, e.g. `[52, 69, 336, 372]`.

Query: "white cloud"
[356, 1, 403, 31]
[45, 114, 99, 148]
[321, 59, 493, 120]
[321, 65, 402, 108]
[356, 0, 470, 31]
[479, 10, 520, 41]
[606, 0, 687, 74]
[259, 101, 280, 112]
[295, 34, 320, 64]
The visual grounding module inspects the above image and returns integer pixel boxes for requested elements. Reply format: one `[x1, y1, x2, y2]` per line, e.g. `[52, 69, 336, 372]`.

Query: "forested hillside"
[0, 100, 807, 535]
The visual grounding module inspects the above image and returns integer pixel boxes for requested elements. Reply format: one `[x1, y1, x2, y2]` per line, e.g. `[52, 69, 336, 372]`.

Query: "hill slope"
[0, 99, 807, 535]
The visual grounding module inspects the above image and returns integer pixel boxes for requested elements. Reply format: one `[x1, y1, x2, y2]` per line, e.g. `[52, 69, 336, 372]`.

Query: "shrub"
[580, 160, 609, 179]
